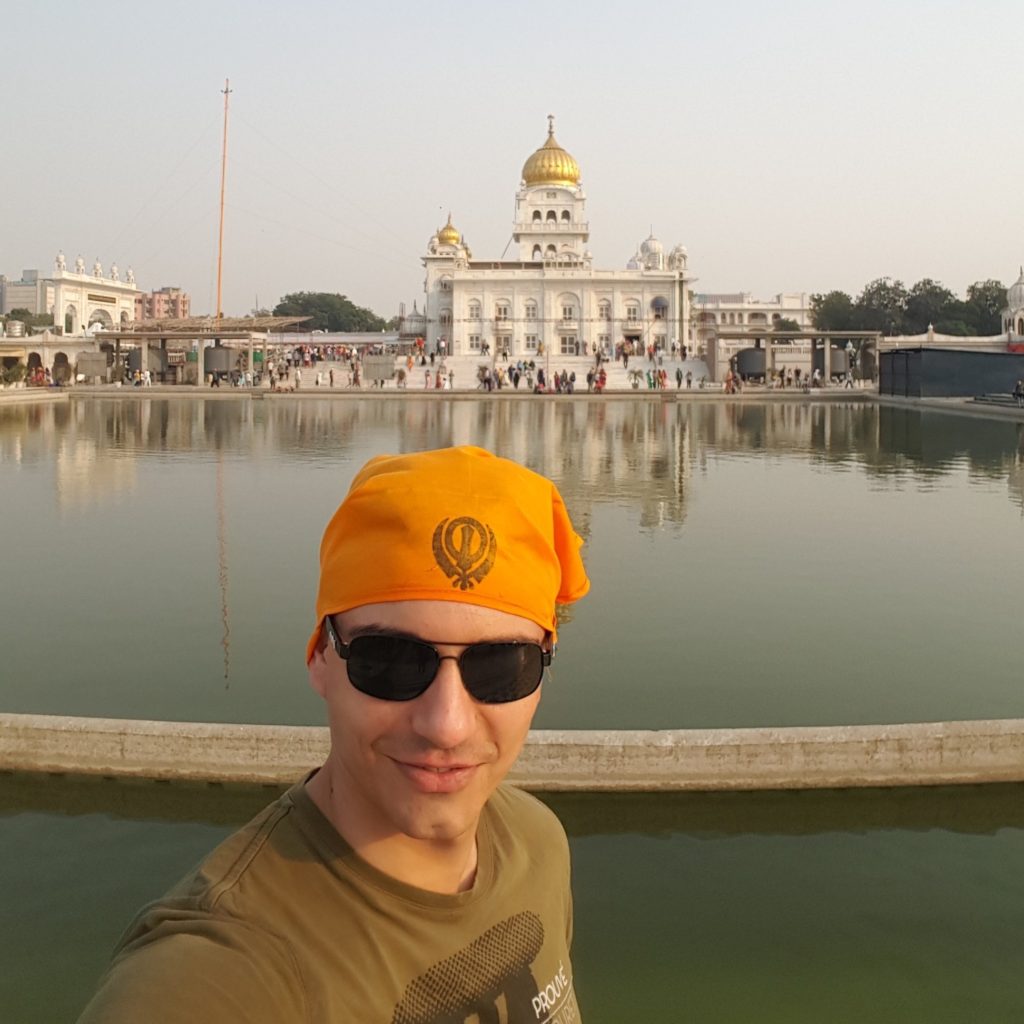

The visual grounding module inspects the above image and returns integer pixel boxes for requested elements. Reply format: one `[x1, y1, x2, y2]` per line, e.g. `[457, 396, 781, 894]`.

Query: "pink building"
[134, 286, 191, 321]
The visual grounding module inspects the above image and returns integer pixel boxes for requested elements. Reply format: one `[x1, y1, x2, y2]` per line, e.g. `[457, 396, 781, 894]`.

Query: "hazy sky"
[4, 1, 1020, 317]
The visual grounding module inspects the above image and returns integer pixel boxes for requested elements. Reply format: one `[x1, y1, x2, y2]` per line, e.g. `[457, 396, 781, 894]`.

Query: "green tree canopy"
[773, 317, 801, 332]
[811, 277, 1008, 337]
[855, 278, 908, 335]
[6, 308, 54, 330]
[904, 278, 957, 335]
[272, 292, 388, 332]
[810, 291, 856, 331]
[965, 279, 1006, 335]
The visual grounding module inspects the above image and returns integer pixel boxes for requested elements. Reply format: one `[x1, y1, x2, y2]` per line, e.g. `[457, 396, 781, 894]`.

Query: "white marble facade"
[1, 253, 140, 334]
[423, 118, 693, 359]
[1002, 267, 1024, 338]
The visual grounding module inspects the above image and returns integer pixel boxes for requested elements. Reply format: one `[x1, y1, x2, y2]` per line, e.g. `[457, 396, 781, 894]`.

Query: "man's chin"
[392, 789, 490, 844]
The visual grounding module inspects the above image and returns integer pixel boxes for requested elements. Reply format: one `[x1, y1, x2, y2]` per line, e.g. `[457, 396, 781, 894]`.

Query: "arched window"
[495, 302, 510, 322]
[439, 310, 452, 327]
[598, 300, 611, 321]
[532, 210, 542, 222]
[532, 245, 542, 260]
[524, 302, 538, 321]
[625, 302, 640, 322]
[1018, 318, 1023, 334]
[546, 210, 557, 222]
[468, 301, 481, 320]
[561, 210, 570, 222]
[545, 244, 556, 257]
[439, 276, 452, 292]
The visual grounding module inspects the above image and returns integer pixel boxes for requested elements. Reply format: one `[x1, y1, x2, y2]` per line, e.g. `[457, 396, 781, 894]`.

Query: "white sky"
[3, 0, 1020, 316]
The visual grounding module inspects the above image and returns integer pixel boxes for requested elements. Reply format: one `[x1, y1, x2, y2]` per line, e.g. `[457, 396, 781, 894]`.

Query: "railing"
[4, 712, 1023, 790]
[517, 221, 589, 233]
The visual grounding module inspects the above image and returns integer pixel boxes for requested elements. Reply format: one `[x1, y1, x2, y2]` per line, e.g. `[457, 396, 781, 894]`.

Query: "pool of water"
[2, 396, 1023, 728]
[2, 775, 1022, 1022]
[3, 395, 1024, 1020]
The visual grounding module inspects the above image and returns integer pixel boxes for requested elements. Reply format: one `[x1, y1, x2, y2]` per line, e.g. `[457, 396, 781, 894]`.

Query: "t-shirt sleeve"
[76, 917, 306, 1024]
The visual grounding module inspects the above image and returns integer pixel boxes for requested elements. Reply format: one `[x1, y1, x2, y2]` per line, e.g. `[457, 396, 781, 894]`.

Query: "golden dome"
[521, 116, 580, 188]
[437, 213, 461, 246]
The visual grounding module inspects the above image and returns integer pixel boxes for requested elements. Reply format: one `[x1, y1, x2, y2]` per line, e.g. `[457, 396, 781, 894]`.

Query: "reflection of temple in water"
[1007, 428, 1024, 513]
[55, 440, 137, 510]
[8, 397, 1024, 522]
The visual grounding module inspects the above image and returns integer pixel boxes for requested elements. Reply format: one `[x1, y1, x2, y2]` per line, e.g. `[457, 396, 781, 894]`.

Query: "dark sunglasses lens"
[460, 643, 544, 704]
[347, 636, 438, 701]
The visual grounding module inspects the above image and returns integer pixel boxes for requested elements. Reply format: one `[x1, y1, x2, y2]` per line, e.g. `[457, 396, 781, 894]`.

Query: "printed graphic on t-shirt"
[391, 912, 578, 1024]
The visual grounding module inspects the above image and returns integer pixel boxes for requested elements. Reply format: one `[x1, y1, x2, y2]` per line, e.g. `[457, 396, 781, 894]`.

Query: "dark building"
[879, 347, 1024, 398]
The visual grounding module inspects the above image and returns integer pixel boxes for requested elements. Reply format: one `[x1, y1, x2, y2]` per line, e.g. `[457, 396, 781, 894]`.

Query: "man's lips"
[391, 758, 482, 794]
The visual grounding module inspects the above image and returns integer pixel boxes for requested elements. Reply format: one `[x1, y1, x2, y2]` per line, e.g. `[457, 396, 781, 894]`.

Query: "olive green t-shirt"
[79, 782, 581, 1023]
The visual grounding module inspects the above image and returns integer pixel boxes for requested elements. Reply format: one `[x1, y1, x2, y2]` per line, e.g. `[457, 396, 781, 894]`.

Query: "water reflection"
[4, 397, 1024, 518]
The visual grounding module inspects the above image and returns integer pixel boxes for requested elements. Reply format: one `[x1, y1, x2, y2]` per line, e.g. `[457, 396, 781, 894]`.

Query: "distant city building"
[135, 286, 191, 322]
[422, 117, 693, 359]
[0, 270, 56, 317]
[692, 292, 812, 333]
[1, 252, 139, 333]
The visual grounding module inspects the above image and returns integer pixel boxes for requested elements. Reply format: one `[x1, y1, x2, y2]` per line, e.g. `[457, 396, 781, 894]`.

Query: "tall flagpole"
[215, 78, 232, 320]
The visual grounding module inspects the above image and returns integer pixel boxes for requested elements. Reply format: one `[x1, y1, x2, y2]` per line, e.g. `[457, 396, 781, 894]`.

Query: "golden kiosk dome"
[521, 116, 580, 188]
[437, 213, 461, 246]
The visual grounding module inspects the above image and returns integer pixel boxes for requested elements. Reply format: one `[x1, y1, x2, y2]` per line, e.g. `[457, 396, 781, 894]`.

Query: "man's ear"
[308, 629, 331, 699]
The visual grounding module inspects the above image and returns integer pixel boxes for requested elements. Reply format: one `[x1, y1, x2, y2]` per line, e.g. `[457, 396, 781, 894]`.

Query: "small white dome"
[640, 233, 663, 256]
[1007, 267, 1024, 310]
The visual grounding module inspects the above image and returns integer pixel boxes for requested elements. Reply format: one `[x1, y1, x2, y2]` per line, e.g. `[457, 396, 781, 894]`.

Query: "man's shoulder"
[166, 785, 304, 906]
[78, 789, 313, 1023]
[486, 784, 567, 844]
[117, 782, 319, 950]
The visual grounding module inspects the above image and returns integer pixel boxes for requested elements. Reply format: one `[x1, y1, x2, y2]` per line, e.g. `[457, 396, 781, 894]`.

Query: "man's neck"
[305, 766, 480, 895]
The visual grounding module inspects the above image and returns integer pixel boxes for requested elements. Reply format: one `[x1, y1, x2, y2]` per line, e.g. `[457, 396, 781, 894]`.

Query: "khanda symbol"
[432, 517, 497, 591]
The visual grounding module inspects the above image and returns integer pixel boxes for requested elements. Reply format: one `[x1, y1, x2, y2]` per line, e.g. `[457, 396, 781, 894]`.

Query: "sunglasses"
[324, 615, 551, 704]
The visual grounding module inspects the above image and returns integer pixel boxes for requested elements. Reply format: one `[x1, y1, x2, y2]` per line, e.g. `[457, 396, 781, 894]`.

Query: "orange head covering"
[306, 446, 589, 662]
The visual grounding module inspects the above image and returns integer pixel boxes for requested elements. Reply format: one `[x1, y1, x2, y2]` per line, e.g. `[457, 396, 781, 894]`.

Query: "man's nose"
[409, 657, 477, 749]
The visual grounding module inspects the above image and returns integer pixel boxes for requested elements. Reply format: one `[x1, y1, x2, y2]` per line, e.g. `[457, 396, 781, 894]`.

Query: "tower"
[513, 116, 589, 263]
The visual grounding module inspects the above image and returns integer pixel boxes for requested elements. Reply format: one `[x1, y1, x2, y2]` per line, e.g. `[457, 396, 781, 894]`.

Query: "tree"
[965, 279, 1006, 336]
[810, 291, 856, 331]
[6, 308, 54, 331]
[904, 278, 957, 335]
[773, 317, 801, 332]
[855, 278, 908, 335]
[272, 292, 388, 332]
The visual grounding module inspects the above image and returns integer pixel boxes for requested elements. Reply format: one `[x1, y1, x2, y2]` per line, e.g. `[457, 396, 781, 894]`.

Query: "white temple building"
[423, 117, 693, 359]
[0, 252, 140, 334]
[1002, 267, 1024, 341]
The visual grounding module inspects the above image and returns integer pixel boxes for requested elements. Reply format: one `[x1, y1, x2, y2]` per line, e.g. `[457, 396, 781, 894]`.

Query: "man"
[79, 446, 589, 1023]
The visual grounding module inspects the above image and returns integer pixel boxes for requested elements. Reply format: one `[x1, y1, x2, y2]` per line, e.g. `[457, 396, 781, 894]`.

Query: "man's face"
[308, 600, 544, 847]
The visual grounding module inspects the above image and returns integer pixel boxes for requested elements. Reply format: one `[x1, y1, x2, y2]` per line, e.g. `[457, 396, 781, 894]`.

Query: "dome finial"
[547, 113, 555, 137]
[437, 213, 461, 246]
